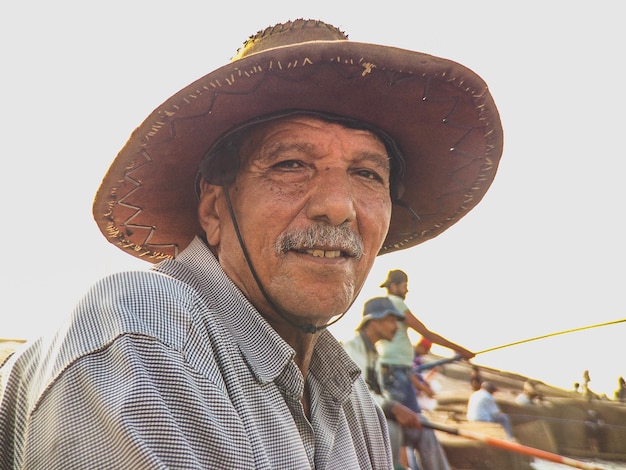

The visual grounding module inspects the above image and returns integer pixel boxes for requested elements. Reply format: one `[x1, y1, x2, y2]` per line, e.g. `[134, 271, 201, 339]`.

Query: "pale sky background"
[1, 1, 624, 399]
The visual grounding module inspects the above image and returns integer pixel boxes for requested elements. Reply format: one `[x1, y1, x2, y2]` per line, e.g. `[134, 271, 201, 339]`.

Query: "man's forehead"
[381, 314, 399, 322]
[247, 114, 387, 144]
[241, 114, 389, 160]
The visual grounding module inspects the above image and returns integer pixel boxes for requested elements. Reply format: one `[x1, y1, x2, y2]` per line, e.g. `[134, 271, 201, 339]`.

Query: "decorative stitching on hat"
[380, 74, 499, 252]
[103, 149, 178, 260]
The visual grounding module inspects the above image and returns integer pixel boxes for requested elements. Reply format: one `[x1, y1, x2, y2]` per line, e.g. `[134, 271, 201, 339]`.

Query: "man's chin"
[288, 304, 349, 324]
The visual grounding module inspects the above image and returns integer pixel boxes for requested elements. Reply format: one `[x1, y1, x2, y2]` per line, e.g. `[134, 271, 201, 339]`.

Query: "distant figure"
[467, 381, 514, 438]
[582, 370, 599, 401]
[411, 338, 436, 400]
[377, 269, 472, 469]
[470, 366, 483, 392]
[615, 376, 626, 402]
[573, 382, 581, 394]
[584, 409, 605, 453]
[515, 381, 540, 406]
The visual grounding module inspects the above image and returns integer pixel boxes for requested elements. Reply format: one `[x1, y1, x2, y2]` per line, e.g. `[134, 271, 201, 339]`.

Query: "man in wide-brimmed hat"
[0, 19, 503, 468]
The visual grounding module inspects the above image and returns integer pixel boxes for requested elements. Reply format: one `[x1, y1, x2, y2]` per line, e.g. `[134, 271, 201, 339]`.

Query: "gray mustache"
[276, 224, 364, 258]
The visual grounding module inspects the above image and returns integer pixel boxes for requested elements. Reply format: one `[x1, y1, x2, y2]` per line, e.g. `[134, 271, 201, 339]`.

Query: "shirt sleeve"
[17, 335, 255, 469]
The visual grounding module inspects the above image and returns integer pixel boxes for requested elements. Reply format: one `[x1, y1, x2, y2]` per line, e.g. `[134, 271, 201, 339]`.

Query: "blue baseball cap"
[358, 297, 404, 329]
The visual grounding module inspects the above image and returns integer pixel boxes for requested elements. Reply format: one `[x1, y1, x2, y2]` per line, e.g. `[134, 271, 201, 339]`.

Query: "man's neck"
[268, 319, 320, 376]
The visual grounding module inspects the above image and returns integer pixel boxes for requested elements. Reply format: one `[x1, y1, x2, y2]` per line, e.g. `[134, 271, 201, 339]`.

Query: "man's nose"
[305, 168, 356, 226]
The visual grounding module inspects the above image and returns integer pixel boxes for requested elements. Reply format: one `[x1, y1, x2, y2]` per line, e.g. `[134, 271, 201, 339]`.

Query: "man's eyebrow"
[254, 140, 390, 171]
[356, 151, 391, 170]
[259, 141, 313, 162]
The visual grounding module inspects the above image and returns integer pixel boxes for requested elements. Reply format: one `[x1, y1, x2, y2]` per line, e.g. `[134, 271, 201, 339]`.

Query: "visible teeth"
[305, 249, 341, 258]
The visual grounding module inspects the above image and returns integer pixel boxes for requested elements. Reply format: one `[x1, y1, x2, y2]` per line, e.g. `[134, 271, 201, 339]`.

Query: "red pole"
[423, 421, 604, 470]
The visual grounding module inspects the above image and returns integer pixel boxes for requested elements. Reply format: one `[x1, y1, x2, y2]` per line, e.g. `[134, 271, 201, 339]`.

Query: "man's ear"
[198, 178, 223, 247]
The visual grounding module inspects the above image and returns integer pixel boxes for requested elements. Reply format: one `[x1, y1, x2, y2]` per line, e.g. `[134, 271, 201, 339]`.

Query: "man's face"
[199, 115, 393, 327]
[373, 315, 400, 341]
[390, 281, 408, 299]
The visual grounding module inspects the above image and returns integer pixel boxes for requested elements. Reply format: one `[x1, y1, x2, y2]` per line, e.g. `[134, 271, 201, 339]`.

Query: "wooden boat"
[421, 356, 626, 469]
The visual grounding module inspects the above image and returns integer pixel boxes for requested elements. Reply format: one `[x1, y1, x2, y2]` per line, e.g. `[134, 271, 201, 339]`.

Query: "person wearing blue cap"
[342, 297, 450, 470]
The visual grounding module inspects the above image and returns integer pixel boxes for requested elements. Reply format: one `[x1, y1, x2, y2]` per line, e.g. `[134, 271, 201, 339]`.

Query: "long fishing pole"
[422, 419, 604, 470]
[475, 318, 626, 355]
[415, 318, 625, 371]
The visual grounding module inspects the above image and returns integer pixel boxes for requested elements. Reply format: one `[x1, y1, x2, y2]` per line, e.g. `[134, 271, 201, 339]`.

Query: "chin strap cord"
[220, 178, 348, 334]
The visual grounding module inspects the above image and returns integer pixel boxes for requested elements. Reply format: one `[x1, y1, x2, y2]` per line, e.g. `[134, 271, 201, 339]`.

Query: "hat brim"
[357, 310, 405, 330]
[93, 39, 503, 261]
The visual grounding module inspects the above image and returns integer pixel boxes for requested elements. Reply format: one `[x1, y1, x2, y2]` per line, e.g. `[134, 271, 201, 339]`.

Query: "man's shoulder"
[88, 269, 201, 313]
[341, 334, 363, 348]
[8, 269, 224, 392]
[386, 294, 409, 312]
[340, 334, 362, 355]
[0, 268, 234, 417]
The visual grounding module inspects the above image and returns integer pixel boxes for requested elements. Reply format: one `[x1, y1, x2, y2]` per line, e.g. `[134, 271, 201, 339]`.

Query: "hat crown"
[232, 19, 348, 61]
[363, 297, 395, 316]
[380, 269, 408, 288]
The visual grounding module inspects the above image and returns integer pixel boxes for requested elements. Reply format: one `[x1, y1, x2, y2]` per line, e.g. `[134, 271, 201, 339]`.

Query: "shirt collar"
[155, 237, 294, 383]
[310, 330, 362, 402]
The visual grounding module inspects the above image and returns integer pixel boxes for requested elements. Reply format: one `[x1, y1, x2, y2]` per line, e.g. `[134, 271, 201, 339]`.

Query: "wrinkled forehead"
[238, 113, 389, 161]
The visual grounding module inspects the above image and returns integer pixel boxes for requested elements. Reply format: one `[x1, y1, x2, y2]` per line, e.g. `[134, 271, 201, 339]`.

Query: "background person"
[582, 370, 600, 401]
[376, 270, 476, 469]
[615, 376, 626, 402]
[470, 365, 484, 392]
[377, 269, 474, 422]
[411, 338, 437, 404]
[342, 297, 450, 470]
[466, 381, 514, 439]
[515, 381, 541, 406]
[342, 297, 413, 469]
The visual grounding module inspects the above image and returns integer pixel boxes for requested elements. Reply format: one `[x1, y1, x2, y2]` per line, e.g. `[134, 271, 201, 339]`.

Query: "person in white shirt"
[467, 381, 514, 438]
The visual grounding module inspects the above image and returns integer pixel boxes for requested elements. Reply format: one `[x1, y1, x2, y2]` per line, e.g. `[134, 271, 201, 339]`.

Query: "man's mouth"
[302, 249, 342, 258]
[276, 223, 364, 259]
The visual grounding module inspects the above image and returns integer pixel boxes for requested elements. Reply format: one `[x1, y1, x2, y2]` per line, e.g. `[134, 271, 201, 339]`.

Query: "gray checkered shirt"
[0, 237, 392, 469]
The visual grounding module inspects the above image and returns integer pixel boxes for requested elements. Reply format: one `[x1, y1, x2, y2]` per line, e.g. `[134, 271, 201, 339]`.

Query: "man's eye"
[274, 160, 304, 170]
[355, 169, 384, 182]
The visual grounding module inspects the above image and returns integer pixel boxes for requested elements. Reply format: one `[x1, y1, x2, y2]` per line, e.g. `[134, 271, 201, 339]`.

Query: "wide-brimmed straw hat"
[93, 19, 503, 262]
